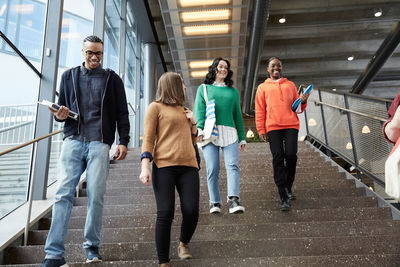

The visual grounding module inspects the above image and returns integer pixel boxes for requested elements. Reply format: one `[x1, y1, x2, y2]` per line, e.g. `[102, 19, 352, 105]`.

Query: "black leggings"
[267, 129, 298, 200]
[152, 163, 200, 264]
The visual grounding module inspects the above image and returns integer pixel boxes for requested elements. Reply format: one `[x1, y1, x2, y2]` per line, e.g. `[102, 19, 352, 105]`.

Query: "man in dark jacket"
[42, 35, 130, 267]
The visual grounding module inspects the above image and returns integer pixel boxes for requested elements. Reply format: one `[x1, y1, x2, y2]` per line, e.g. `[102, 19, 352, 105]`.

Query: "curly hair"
[204, 57, 234, 88]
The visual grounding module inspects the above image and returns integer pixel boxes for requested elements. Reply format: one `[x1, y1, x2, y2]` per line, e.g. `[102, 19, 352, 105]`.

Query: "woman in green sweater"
[194, 57, 246, 214]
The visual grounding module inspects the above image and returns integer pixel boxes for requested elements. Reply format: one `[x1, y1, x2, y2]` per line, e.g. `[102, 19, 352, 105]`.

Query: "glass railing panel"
[347, 95, 392, 184]
[306, 91, 325, 143]
[0, 145, 32, 219]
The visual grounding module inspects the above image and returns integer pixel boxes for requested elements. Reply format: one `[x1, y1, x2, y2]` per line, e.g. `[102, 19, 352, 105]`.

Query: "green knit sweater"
[194, 84, 245, 142]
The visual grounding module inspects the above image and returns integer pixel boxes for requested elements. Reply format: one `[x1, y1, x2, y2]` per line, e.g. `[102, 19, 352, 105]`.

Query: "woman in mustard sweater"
[255, 57, 309, 211]
[194, 57, 246, 214]
[139, 72, 199, 267]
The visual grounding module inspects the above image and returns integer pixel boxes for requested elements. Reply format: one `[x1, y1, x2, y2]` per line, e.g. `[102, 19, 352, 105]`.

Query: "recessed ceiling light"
[374, 7, 382, 17]
[181, 9, 231, 22]
[347, 55, 354, 61]
[191, 70, 208, 78]
[189, 60, 213, 69]
[279, 16, 286, 24]
[183, 24, 230, 36]
[180, 0, 230, 7]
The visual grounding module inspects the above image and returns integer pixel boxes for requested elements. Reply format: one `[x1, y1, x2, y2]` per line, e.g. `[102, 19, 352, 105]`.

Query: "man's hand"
[259, 134, 267, 142]
[49, 106, 69, 120]
[114, 145, 127, 160]
[197, 134, 204, 143]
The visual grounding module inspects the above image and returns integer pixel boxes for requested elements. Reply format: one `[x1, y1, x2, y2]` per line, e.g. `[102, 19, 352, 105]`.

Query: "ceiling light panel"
[191, 70, 209, 78]
[181, 9, 231, 23]
[179, 0, 230, 8]
[183, 24, 230, 36]
[189, 60, 213, 69]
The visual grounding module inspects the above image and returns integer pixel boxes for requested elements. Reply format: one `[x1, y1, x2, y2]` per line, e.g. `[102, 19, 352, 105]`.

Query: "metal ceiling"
[146, 0, 400, 111]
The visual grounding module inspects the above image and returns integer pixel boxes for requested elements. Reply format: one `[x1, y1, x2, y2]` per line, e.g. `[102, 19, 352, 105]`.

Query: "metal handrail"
[311, 99, 387, 122]
[0, 130, 63, 156]
[0, 121, 34, 134]
[127, 102, 136, 115]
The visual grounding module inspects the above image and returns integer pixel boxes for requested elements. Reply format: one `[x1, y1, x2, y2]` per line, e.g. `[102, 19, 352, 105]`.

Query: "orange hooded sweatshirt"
[255, 77, 307, 135]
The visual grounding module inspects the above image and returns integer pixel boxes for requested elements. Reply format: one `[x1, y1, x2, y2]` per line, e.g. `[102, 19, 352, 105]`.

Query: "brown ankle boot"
[159, 263, 170, 267]
[178, 241, 192, 259]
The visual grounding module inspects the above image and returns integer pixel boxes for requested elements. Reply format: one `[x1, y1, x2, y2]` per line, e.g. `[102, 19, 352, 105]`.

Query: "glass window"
[58, 0, 94, 68]
[0, 0, 7, 33]
[125, 16, 137, 147]
[18, 0, 46, 59]
[103, 0, 120, 72]
[0, 0, 47, 219]
[2, 0, 19, 51]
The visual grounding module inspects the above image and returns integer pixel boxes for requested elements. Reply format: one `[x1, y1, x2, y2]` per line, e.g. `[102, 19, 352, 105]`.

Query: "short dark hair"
[83, 35, 103, 44]
[204, 57, 234, 88]
[266, 56, 282, 67]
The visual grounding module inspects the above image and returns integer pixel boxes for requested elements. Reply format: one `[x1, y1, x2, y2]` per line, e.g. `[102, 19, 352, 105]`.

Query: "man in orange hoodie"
[255, 57, 309, 211]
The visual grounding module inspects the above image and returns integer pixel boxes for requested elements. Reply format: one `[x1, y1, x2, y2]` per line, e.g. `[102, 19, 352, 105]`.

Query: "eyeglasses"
[85, 50, 103, 57]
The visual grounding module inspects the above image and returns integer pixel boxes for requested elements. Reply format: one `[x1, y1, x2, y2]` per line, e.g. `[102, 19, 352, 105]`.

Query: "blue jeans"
[44, 138, 110, 259]
[202, 141, 240, 204]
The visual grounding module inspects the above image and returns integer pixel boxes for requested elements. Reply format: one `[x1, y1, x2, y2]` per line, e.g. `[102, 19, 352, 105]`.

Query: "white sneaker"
[210, 203, 221, 213]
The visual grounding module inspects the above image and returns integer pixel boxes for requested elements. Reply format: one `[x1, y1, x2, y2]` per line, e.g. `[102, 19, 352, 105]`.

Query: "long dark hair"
[204, 57, 234, 88]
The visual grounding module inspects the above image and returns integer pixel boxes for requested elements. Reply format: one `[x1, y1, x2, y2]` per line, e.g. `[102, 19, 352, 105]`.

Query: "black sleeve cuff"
[140, 151, 153, 162]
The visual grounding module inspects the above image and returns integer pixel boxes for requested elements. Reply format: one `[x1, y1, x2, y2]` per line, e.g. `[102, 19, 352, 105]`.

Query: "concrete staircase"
[3, 142, 400, 266]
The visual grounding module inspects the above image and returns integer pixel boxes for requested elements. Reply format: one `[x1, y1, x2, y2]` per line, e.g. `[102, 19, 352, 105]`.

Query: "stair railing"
[303, 88, 393, 189]
[0, 129, 63, 245]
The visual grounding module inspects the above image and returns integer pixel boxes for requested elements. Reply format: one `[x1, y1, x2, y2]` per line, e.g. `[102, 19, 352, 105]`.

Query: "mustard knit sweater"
[141, 102, 198, 168]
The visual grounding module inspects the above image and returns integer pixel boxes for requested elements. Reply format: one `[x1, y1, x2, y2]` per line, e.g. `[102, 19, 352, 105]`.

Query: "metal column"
[242, 0, 270, 114]
[143, 43, 157, 109]
[93, 0, 106, 40]
[31, 0, 63, 200]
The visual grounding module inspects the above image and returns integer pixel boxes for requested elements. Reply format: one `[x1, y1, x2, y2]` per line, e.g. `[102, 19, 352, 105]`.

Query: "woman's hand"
[197, 134, 204, 143]
[240, 143, 246, 152]
[301, 92, 310, 104]
[184, 108, 197, 125]
[139, 158, 151, 186]
[259, 134, 267, 142]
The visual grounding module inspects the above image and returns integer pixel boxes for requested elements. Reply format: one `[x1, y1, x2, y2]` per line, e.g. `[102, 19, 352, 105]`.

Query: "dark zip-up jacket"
[56, 66, 130, 147]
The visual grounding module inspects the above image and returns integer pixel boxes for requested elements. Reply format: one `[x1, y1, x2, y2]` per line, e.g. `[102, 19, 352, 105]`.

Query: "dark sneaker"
[280, 199, 291, 211]
[210, 203, 221, 213]
[41, 258, 68, 267]
[85, 246, 102, 263]
[285, 188, 296, 200]
[229, 198, 245, 214]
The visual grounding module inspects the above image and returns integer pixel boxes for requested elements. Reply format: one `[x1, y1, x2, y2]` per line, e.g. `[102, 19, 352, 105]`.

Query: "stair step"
[38, 207, 393, 230]
[73, 188, 365, 206]
[5, 236, 400, 264]
[28, 220, 400, 245]
[104, 173, 348, 188]
[68, 197, 378, 217]
[87, 179, 356, 197]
